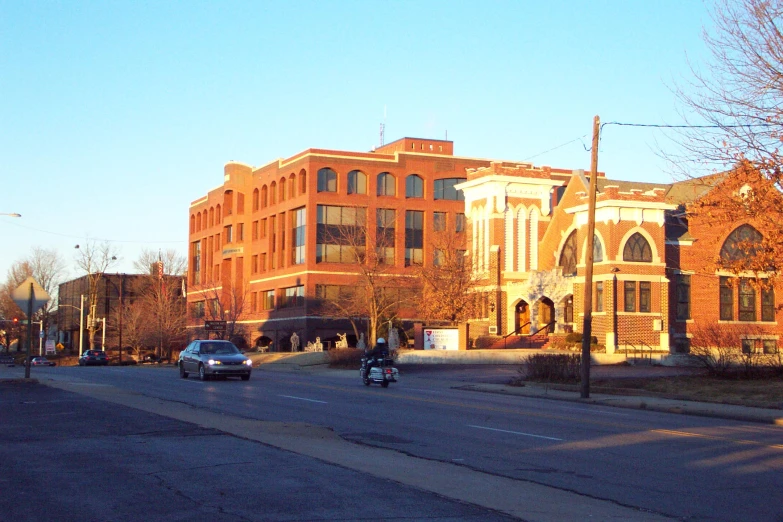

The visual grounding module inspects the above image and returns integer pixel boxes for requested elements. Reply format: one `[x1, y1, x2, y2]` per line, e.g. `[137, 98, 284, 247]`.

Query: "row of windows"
[317, 168, 465, 200]
[591, 281, 651, 313]
[559, 232, 650, 276]
[251, 170, 308, 212]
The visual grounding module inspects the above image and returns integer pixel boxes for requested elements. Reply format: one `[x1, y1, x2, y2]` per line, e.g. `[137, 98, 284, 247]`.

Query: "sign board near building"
[45, 340, 56, 355]
[204, 320, 227, 332]
[423, 328, 459, 350]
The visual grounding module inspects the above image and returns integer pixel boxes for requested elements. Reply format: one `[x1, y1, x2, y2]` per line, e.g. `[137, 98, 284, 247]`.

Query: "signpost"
[204, 320, 227, 339]
[11, 277, 50, 378]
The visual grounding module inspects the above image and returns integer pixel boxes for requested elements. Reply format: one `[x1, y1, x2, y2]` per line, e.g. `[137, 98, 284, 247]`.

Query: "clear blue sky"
[0, 0, 713, 281]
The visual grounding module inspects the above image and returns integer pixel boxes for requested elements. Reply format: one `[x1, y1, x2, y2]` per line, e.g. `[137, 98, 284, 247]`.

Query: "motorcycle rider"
[364, 337, 388, 377]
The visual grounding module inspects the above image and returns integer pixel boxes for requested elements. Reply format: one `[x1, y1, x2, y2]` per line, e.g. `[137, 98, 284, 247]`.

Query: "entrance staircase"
[488, 332, 550, 350]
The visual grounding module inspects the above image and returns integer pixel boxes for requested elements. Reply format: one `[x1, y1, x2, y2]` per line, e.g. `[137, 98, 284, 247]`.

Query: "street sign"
[204, 320, 227, 332]
[11, 277, 50, 315]
[45, 340, 55, 355]
[39, 330, 44, 339]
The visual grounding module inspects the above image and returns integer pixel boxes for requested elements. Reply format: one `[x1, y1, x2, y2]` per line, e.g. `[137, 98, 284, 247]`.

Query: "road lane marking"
[468, 424, 563, 441]
[279, 395, 328, 404]
[653, 428, 783, 449]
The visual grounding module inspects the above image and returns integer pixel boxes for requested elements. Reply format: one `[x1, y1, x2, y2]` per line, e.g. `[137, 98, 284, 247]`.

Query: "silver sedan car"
[178, 340, 252, 381]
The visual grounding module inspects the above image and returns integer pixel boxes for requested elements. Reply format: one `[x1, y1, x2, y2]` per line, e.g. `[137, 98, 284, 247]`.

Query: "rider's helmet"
[377, 338, 386, 344]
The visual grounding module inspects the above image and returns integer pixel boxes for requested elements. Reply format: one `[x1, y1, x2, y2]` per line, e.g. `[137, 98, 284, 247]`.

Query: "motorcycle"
[360, 355, 399, 388]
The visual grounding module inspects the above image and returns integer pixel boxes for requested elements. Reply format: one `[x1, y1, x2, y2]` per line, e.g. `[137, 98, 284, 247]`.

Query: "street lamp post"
[60, 296, 85, 355]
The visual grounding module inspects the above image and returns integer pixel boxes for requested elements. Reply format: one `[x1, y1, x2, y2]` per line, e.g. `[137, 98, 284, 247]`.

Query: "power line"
[523, 134, 589, 161]
[602, 121, 778, 130]
[4, 219, 184, 245]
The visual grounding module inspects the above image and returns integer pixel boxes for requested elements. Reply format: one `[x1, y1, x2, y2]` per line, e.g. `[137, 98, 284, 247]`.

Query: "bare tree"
[133, 248, 187, 276]
[415, 227, 479, 323]
[0, 247, 66, 350]
[190, 281, 251, 348]
[313, 206, 419, 346]
[74, 240, 119, 349]
[671, 0, 783, 179]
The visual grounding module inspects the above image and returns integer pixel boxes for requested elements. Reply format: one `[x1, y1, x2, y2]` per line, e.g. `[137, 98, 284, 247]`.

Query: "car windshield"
[200, 343, 239, 355]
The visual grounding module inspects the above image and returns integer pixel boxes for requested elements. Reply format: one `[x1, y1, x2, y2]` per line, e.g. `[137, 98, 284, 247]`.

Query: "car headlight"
[207, 359, 221, 366]
[244, 359, 253, 367]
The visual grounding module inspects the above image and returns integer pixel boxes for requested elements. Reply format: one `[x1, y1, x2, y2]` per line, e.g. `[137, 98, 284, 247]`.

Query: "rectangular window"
[433, 212, 446, 231]
[434, 249, 444, 267]
[251, 255, 258, 274]
[639, 281, 651, 313]
[260, 253, 267, 272]
[741, 338, 756, 354]
[720, 276, 733, 321]
[192, 301, 205, 319]
[456, 213, 466, 233]
[270, 216, 277, 269]
[262, 290, 275, 310]
[283, 285, 304, 308]
[405, 210, 424, 266]
[676, 274, 691, 321]
[376, 209, 395, 265]
[595, 281, 603, 312]
[764, 339, 778, 354]
[252, 220, 259, 241]
[224, 225, 233, 244]
[316, 284, 351, 301]
[251, 292, 257, 312]
[624, 281, 636, 312]
[237, 223, 244, 242]
[260, 218, 267, 239]
[762, 286, 775, 322]
[191, 241, 201, 283]
[316, 205, 366, 263]
[292, 207, 306, 265]
[739, 278, 756, 321]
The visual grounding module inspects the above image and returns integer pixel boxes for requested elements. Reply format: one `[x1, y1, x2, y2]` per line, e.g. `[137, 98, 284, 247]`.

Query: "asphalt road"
[4, 363, 783, 521]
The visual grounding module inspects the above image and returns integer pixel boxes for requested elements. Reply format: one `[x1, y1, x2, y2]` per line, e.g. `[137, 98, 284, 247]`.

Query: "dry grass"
[590, 375, 783, 409]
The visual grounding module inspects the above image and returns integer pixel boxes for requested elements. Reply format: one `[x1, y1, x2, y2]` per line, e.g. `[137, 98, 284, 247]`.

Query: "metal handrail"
[526, 320, 555, 348]
[503, 322, 530, 349]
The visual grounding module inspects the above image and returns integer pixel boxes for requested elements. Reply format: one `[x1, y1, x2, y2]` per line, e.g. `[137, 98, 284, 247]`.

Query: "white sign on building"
[423, 328, 459, 350]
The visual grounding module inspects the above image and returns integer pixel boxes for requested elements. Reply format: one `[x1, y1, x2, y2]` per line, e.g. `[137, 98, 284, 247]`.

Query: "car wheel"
[363, 376, 371, 386]
[199, 364, 208, 381]
[179, 363, 188, 379]
[241, 374, 250, 381]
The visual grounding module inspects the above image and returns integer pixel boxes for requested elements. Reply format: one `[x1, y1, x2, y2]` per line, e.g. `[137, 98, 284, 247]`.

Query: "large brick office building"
[188, 138, 783, 354]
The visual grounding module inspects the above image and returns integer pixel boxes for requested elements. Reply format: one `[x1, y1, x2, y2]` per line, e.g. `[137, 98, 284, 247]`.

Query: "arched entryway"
[538, 297, 555, 332]
[516, 301, 531, 334]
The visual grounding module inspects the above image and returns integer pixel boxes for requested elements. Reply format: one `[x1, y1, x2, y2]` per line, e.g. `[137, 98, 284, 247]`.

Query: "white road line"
[555, 406, 631, 416]
[468, 424, 563, 441]
[279, 395, 328, 404]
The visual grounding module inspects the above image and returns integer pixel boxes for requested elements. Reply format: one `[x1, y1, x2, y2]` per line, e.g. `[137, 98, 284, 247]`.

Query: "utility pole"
[580, 115, 600, 399]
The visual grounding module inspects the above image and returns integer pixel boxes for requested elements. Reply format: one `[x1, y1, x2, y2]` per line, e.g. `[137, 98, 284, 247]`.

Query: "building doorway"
[516, 301, 530, 334]
[538, 297, 555, 332]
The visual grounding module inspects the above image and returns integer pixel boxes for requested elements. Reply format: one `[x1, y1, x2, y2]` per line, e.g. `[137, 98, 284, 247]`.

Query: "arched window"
[261, 186, 268, 208]
[559, 231, 578, 276]
[623, 232, 652, 262]
[289, 173, 296, 198]
[377, 172, 396, 196]
[252, 188, 259, 211]
[279, 178, 286, 202]
[348, 170, 367, 194]
[299, 169, 307, 194]
[190, 214, 195, 234]
[215, 204, 222, 224]
[270, 181, 277, 204]
[209, 207, 214, 227]
[593, 234, 603, 263]
[406, 174, 423, 198]
[317, 168, 337, 192]
[720, 224, 763, 263]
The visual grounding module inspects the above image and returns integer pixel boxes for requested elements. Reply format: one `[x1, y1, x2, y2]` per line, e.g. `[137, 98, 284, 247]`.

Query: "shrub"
[326, 348, 363, 369]
[524, 354, 581, 383]
[564, 332, 598, 345]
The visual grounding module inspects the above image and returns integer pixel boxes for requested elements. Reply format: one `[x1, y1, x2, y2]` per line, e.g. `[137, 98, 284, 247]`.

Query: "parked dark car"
[30, 357, 56, 367]
[79, 350, 108, 366]
[178, 340, 252, 381]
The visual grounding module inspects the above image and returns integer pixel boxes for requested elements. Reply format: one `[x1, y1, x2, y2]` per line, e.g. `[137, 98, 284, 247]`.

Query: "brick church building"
[188, 138, 783, 354]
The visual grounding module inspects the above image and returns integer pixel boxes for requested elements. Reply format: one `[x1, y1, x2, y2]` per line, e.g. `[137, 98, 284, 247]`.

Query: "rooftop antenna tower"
[379, 105, 387, 147]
